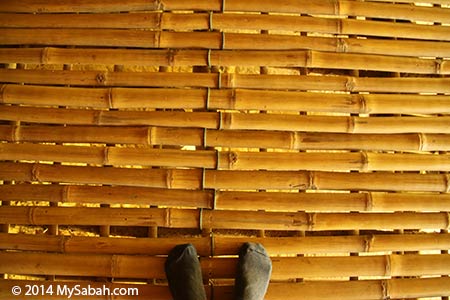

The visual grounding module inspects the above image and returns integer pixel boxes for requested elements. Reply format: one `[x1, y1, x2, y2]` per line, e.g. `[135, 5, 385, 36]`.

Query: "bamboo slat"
[0, 206, 449, 231]
[1, 125, 449, 152]
[1, 48, 448, 75]
[1, 251, 450, 279]
[2, 106, 449, 134]
[1, 277, 450, 300]
[2, 69, 450, 94]
[0, 0, 448, 23]
[2, 143, 450, 171]
[2, 30, 450, 57]
[1, 12, 449, 42]
[1, 232, 450, 256]
[3, 84, 450, 114]
[1, 162, 450, 192]
[1, 184, 449, 212]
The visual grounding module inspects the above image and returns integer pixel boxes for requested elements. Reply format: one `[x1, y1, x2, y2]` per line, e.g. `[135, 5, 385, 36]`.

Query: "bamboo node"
[230, 89, 237, 110]
[0, 84, 5, 103]
[384, 255, 392, 276]
[167, 49, 176, 67]
[381, 280, 391, 300]
[59, 235, 69, 253]
[336, 38, 348, 53]
[347, 116, 356, 133]
[209, 11, 214, 31]
[305, 50, 313, 68]
[154, 31, 162, 48]
[155, 0, 164, 11]
[221, 32, 226, 50]
[417, 132, 428, 151]
[228, 152, 238, 169]
[444, 174, 450, 193]
[103, 147, 110, 166]
[165, 169, 174, 189]
[166, 208, 172, 228]
[40, 47, 50, 64]
[147, 126, 156, 146]
[332, 0, 341, 15]
[435, 58, 443, 75]
[220, 112, 232, 130]
[363, 234, 375, 252]
[336, 19, 343, 35]
[11, 125, 21, 142]
[345, 77, 356, 92]
[95, 72, 107, 85]
[446, 212, 450, 231]
[31, 164, 41, 182]
[360, 151, 369, 172]
[28, 207, 37, 225]
[309, 171, 317, 190]
[365, 193, 373, 211]
[306, 213, 316, 230]
[110, 255, 119, 277]
[355, 94, 368, 114]
[107, 88, 114, 109]
[290, 132, 299, 150]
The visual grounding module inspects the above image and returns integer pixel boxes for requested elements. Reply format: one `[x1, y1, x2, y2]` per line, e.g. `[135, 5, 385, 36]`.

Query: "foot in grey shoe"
[165, 244, 207, 300]
[235, 242, 272, 300]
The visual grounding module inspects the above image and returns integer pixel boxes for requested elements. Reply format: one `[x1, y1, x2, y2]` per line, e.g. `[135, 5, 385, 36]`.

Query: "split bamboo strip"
[2, 30, 450, 57]
[1, 48, 448, 75]
[1, 12, 450, 42]
[1, 184, 449, 212]
[2, 143, 450, 171]
[1, 232, 450, 256]
[3, 84, 450, 114]
[0, 0, 449, 23]
[1, 251, 450, 279]
[2, 106, 449, 134]
[1, 125, 450, 152]
[2, 162, 450, 192]
[0, 206, 449, 231]
[2, 69, 450, 94]
[1, 278, 450, 300]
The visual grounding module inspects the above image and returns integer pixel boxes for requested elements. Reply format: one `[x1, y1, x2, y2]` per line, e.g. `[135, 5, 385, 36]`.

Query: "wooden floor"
[0, 1, 450, 299]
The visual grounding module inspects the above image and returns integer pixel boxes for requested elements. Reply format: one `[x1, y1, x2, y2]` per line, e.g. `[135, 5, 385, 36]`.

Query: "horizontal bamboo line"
[1, 125, 449, 152]
[3, 184, 450, 212]
[1, 12, 449, 42]
[2, 143, 450, 172]
[0, 206, 449, 231]
[1, 232, 450, 256]
[1, 162, 450, 192]
[2, 30, 450, 57]
[1, 251, 450, 279]
[3, 84, 450, 114]
[2, 184, 450, 212]
[1, 48, 448, 75]
[2, 105, 450, 134]
[2, 69, 450, 94]
[0, 0, 448, 23]
[1, 277, 450, 300]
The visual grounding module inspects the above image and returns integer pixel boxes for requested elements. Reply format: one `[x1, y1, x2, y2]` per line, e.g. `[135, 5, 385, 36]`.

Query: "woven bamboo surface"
[0, 1, 450, 299]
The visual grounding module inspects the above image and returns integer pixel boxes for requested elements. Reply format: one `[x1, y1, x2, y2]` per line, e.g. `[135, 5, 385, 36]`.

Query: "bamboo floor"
[0, 1, 450, 299]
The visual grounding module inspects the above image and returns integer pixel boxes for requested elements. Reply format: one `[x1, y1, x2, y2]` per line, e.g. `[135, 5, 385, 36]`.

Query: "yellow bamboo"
[3, 84, 450, 114]
[1, 125, 449, 151]
[0, 206, 448, 231]
[1, 162, 449, 192]
[1, 12, 449, 42]
[1, 277, 450, 300]
[1, 48, 448, 75]
[2, 69, 450, 94]
[0, 251, 449, 279]
[2, 232, 450, 256]
[0, 0, 448, 23]
[2, 143, 450, 171]
[2, 29, 450, 57]
[1, 184, 449, 212]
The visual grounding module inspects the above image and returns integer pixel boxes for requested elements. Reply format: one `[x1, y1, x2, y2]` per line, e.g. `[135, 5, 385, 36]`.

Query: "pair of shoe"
[165, 242, 272, 300]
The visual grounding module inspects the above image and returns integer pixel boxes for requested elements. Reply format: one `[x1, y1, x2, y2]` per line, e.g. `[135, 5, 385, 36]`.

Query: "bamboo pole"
[1, 184, 449, 212]
[1, 251, 450, 279]
[0, 206, 449, 231]
[1, 125, 449, 152]
[1, 106, 449, 134]
[1, 162, 449, 192]
[1, 48, 448, 75]
[2, 29, 450, 57]
[2, 69, 450, 94]
[0, 0, 448, 23]
[2, 142, 450, 171]
[2, 232, 450, 256]
[1, 277, 450, 300]
[1, 12, 449, 42]
[3, 84, 450, 114]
